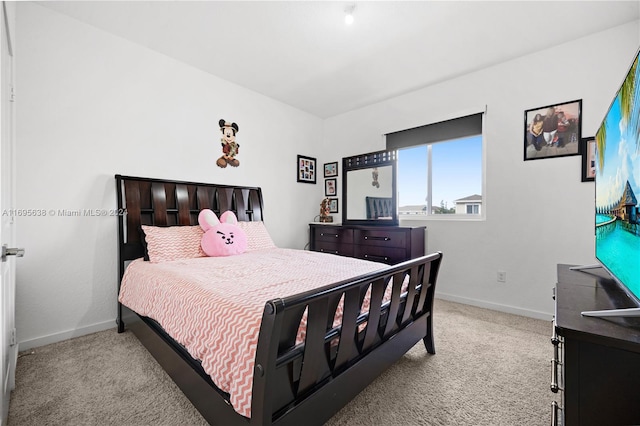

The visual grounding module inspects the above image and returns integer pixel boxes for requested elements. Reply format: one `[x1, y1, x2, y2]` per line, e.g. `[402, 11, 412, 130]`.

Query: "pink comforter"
[119, 248, 385, 418]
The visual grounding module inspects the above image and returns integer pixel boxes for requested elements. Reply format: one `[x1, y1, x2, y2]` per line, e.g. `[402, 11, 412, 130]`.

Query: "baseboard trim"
[435, 292, 553, 321]
[19, 320, 116, 351]
[17, 296, 552, 350]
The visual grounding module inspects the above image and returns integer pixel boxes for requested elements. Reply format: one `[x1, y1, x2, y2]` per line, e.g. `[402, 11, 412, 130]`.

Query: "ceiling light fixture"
[344, 4, 356, 25]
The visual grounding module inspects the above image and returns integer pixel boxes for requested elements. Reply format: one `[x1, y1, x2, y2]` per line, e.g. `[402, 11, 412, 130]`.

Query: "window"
[387, 113, 484, 218]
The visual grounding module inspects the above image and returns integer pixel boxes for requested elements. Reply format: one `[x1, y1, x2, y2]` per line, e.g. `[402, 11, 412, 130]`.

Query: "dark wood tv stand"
[552, 264, 640, 425]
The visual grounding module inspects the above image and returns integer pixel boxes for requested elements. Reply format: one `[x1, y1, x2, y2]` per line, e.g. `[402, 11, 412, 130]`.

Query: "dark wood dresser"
[552, 264, 640, 425]
[309, 223, 425, 265]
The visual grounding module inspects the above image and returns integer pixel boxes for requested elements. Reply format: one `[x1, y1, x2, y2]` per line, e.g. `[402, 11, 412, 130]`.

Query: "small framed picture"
[581, 136, 596, 182]
[328, 198, 339, 213]
[524, 99, 582, 161]
[297, 155, 316, 184]
[325, 178, 337, 196]
[324, 162, 338, 177]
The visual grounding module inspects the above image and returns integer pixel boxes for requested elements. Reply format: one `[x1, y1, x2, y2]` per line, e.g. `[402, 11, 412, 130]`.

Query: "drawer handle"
[364, 254, 389, 262]
[320, 248, 338, 254]
[320, 233, 339, 238]
[364, 236, 391, 241]
[551, 401, 561, 426]
[550, 319, 562, 345]
[550, 333, 562, 394]
[550, 359, 560, 393]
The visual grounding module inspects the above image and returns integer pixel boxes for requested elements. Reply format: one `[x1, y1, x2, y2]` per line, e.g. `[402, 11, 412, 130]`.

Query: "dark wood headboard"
[365, 196, 393, 219]
[115, 174, 264, 274]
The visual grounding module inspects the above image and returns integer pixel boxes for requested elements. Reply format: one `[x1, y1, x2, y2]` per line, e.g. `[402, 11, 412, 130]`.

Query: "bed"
[115, 174, 443, 425]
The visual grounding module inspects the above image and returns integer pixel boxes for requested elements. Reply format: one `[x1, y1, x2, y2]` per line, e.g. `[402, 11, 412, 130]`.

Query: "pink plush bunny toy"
[198, 209, 248, 256]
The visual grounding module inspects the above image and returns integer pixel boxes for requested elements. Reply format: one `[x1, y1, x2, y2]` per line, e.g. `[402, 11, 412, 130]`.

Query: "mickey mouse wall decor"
[216, 119, 240, 168]
[371, 167, 380, 188]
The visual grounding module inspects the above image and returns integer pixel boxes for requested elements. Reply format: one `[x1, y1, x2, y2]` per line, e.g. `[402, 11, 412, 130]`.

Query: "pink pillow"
[198, 210, 248, 257]
[141, 225, 206, 263]
[237, 221, 276, 251]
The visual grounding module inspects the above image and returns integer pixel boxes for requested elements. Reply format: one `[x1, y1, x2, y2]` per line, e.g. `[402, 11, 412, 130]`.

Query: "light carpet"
[8, 299, 554, 425]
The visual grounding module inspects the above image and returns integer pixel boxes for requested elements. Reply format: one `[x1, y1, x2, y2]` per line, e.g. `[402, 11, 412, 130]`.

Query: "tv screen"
[591, 47, 640, 317]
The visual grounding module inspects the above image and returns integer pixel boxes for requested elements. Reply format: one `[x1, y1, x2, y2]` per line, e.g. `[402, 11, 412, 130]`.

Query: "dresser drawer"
[354, 229, 408, 249]
[314, 241, 354, 257]
[310, 224, 424, 265]
[314, 227, 353, 244]
[354, 245, 407, 264]
[551, 317, 564, 426]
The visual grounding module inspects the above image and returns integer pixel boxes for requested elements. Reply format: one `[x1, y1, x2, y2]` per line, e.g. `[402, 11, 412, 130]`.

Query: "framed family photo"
[581, 136, 596, 182]
[325, 178, 337, 196]
[297, 155, 316, 184]
[524, 99, 582, 161]
[328, 198, 339, 213]
[324, 162, 338, 177]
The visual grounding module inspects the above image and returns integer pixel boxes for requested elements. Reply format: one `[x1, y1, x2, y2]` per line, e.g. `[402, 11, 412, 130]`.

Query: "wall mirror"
[342, 150, 398, 226]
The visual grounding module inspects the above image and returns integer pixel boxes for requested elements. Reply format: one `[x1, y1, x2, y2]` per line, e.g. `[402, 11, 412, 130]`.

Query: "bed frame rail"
[251, 251, 442, 425]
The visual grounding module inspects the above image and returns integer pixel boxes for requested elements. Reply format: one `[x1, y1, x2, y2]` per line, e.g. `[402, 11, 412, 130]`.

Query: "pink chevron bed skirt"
[118, 248, 387, 418]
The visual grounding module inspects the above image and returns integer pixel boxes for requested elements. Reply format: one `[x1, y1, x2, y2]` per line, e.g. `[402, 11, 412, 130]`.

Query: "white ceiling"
[38, 1, 640, 118]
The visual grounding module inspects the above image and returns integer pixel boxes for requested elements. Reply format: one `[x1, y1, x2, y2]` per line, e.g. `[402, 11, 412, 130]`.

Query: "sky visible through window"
[397, 135, 482, 209]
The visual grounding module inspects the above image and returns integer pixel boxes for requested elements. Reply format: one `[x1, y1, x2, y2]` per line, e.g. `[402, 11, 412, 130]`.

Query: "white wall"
[14, 3, 324, 348]
[14, 3, 640, 348]
[323, 21, 640, 319]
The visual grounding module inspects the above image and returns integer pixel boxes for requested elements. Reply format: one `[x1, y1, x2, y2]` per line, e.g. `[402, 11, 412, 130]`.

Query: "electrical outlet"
[497, 271, 506, 283]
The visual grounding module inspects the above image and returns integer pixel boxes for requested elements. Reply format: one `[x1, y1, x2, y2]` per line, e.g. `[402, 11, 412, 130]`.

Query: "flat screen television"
[578, 46, 640, 317]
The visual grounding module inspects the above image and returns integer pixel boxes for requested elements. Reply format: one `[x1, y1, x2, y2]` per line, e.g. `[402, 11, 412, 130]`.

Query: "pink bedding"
[118, 248, 387, 418]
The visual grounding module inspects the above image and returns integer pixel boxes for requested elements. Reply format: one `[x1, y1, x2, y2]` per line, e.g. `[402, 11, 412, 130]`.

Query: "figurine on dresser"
[319, 198, 333, 223]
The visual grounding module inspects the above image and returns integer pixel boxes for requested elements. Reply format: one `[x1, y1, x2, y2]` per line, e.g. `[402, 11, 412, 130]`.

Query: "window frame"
[385, 108, 486, 222]
[466, 204, 480, 215]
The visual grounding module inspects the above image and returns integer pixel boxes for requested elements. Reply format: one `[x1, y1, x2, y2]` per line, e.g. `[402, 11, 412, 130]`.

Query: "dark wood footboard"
[251, 251, 442, 425]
